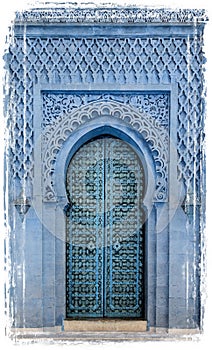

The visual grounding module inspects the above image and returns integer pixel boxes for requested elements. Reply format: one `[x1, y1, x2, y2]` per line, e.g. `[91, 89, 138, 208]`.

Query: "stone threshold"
[8, 330, 201, 344]
[9, 326, 201, 335]
[8, 326, 201, 343]
[9, 326, 201, 336]
[64, 319, 147, 332]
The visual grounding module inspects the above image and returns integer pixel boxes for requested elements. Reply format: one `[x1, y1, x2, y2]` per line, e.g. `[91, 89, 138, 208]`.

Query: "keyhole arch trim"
[54, 116, 156, 213]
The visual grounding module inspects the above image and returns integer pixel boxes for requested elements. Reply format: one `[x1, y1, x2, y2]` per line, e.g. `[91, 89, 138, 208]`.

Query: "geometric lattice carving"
[42, 100, 169, 202]
[7, 16, 205, 202]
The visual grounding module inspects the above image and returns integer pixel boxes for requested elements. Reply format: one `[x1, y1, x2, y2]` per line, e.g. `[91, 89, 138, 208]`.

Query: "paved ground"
[8, 330, 201, 345]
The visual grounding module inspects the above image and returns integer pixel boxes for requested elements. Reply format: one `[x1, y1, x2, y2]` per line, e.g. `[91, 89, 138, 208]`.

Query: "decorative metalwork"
[66, 136, 145, 318]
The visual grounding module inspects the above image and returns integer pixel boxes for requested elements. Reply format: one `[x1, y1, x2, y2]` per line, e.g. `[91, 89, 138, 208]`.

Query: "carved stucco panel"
[7, 29, 205, 204]
[16, 7, 208, 24]
[42, 99, 169, 202]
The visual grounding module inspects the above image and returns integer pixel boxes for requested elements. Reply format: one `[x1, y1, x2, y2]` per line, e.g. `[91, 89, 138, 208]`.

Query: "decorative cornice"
[15, 7, 208, 24]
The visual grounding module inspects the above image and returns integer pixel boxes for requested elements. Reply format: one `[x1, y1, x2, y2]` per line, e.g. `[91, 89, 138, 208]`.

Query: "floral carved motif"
[42, 99, 169, 202]
[43, 92, 169, 128]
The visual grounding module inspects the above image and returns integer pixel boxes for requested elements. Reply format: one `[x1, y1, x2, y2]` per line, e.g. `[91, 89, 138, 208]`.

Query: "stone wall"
[5, 6, 207, 331]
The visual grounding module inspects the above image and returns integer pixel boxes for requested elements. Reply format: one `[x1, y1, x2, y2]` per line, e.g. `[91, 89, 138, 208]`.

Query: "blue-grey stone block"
[156, 306, 168, 328]
[43, 299, 55, 326]
[24, 299, 43, 328]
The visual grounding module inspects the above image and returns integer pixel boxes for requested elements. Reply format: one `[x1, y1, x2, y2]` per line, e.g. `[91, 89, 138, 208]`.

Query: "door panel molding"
[66, 136, 145, 318]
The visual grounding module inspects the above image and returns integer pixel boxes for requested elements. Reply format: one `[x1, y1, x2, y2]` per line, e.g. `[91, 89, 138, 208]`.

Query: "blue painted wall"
[5, 7, 206, 331]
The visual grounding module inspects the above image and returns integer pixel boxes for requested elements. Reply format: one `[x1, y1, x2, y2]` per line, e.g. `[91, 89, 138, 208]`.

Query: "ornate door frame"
[55, 114, 155, 324]
[47, 98, 169, 325]
[31, 83, 183, 328]
[29, 74, 185, 328]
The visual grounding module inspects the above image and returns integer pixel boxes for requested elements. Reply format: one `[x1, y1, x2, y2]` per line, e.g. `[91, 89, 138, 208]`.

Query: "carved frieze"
[15, 7, 208, 24]
[43, 92, 169, 128]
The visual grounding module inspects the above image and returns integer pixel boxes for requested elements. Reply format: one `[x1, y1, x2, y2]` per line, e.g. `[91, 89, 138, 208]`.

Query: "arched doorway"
[65, 135, 146, 319]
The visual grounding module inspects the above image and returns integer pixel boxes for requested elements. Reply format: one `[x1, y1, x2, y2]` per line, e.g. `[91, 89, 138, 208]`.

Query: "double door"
[66, 136, 145, 318]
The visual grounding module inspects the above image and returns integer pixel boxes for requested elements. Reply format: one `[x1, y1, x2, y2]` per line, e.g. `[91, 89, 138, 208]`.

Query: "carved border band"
[15, 7, 208, 24]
